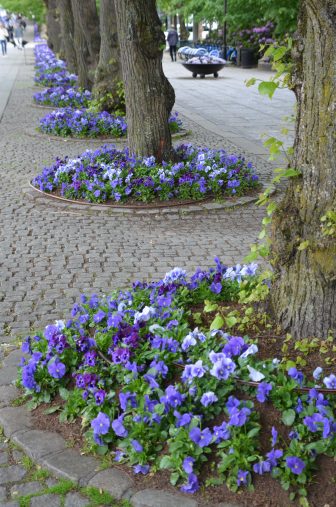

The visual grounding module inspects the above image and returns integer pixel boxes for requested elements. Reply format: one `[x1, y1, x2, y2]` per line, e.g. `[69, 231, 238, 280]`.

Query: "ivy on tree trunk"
[93, 0, 124, 113]
[271, 0, 336, 338]
[114, 0, 175, 161]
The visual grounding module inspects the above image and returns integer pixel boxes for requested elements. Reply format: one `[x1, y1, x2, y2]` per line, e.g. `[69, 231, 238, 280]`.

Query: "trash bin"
[240, 48, 256, 68]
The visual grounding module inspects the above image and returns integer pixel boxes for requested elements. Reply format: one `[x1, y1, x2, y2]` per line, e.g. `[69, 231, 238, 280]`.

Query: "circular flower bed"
[33, 86, 92, 108]
[38, 108, 127, 138]
[32, 143, 259, 204]
[18, 259, 336, 501]
[34, 69, 78, 87]
[38, 108, 183, 139]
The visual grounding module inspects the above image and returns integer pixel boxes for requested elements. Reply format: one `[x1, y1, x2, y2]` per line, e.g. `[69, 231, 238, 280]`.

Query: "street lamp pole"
[223, 0, 228, 58]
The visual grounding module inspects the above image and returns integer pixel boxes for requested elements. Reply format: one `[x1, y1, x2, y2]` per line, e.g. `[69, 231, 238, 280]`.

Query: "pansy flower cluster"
[38, 108, 127, 139]
[34, 86, 92, 108]
[32, 143, 259, 203]
[18, 260, 336, 499]
[34, 44, 77, 87]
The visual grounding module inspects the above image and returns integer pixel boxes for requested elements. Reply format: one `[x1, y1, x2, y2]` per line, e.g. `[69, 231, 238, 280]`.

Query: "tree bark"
[179, 14, 189, 41]
[70, 0, 101, 89]
[114, 0, 175, 161]
[57, 0, 77, 73]
[93, 0, 123, 113]
[271, 0, 336, 338]
[45, 0, 62, 53]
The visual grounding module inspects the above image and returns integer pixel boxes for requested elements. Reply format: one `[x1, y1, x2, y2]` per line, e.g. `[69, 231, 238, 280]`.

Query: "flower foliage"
[38, 108, 128, 139]
[32, 143, 259, 203]
[34, 87, 92, 108]
[34, 43, 77, 87]
[18, 260, 336, 498]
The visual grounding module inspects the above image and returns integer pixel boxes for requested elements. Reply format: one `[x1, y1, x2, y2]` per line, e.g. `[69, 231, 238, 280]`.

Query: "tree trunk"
[114, 0, 175, 161]
[70, 0, 101, 89]
[271, 0, 336, 338]
[93, 0, 123, 113]
[57, 0, 77, 73]
[179, 14, 189, 41]
[192, 19, 199, 43]
[45, 0, 62, 53]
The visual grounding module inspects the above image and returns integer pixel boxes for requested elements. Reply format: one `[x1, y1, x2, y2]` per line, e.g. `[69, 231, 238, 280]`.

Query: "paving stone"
[1, 502, 20, 507]
[0, 465, 26, 485]
[0, 385, 21, 406]
[64, 492, 90, 507]
[39, 449, 99, 486]
[88, 468, 134, 500]
[45, 478, 59, 488]
[0, 407, 33, 437]
[0, 452, 9, 464]
[30, 494, 61, 507]
[12, 430, 67, 460]
[0, 367, 18, 386]
[130, 488, 198, 507]
[0, 485, 6, 500]
[2, 350, 25, 367]
[10, 481, 45, 497]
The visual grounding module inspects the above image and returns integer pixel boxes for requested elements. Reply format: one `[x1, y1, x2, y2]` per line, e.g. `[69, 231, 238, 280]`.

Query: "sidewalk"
[163, 53, 295, 158]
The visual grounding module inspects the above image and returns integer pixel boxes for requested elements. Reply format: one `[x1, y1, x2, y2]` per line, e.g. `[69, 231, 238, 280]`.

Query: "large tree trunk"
[57, 0, 77, 73]
[271, 0, 336, 338]
[45, 0, 62, 53]
[93, 0, 123, 113]
[70, 0, 101, 89]
[114, 0, 175, 160]
[179, 14, 189, 41]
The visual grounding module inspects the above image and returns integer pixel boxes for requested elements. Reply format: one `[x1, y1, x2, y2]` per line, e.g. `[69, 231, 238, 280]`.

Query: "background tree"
[92, 0, 123, 113]
[70, 0, 100, 89]
[114, 0, 175, 160]
[57, 0, 77, 73]
[271, 0, 336, 338]
[44, 0, 61, 52]
[0, 0, 45, 24]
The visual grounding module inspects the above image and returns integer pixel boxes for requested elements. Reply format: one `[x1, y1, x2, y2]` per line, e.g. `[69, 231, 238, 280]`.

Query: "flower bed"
[33, 87, 92, 108]
[18, 259, 336, 502]
[38, 108, 183, 139]
[38, 108, 127, 138]
[32, 143, 259, 204]
[34, 69, 78, 87]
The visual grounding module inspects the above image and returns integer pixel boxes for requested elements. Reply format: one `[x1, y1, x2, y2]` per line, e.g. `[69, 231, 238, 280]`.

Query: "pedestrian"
[14, 21, 23, 49]
[167, 26, 179, 62]
[0, 23, 8, 56]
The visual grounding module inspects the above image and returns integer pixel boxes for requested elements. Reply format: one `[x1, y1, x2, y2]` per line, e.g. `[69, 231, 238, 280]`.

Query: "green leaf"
[59, 387, 69, 400]
[282, 408, 296, 426]
[159, 456, 173, 470]
[204, 300, 219, 313]
[258, 81, 278, 99]
[43, 405, 61, 415]
[95, 445, 108, 456]
[210, 314, 224, 331]
[247, 427, 260, 438]
[246, 77, 257, 87]
[298, 240, 309, 251]
[225, 315, 238, 328]
[170, 472, 180, 486]
[154, 403, 165, 415]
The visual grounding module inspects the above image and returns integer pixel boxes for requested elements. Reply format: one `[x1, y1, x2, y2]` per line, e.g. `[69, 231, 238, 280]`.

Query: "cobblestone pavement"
[0, 428, 135, 506]
[0, 43, 272, 341]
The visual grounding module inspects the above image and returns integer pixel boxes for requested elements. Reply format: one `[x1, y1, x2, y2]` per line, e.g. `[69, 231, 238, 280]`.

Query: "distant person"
[0, 23, 8, 55]
[14, 22, 23, 49]
[167, 26, 179, 62]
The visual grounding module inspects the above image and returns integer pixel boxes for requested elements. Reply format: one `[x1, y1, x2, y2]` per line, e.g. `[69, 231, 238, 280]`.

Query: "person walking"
[167, 26, 179, 62]
[0, 23, 8, 56]
[14, 21, 23, 49]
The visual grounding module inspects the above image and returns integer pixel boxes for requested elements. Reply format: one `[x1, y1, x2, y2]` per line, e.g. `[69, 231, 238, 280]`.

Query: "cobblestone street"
[0, 41, 281, 340]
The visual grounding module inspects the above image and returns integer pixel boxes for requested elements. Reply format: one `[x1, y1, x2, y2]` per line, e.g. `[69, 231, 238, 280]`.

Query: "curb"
[23, 182, 270, 216]
[0, 349, 242, 507]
